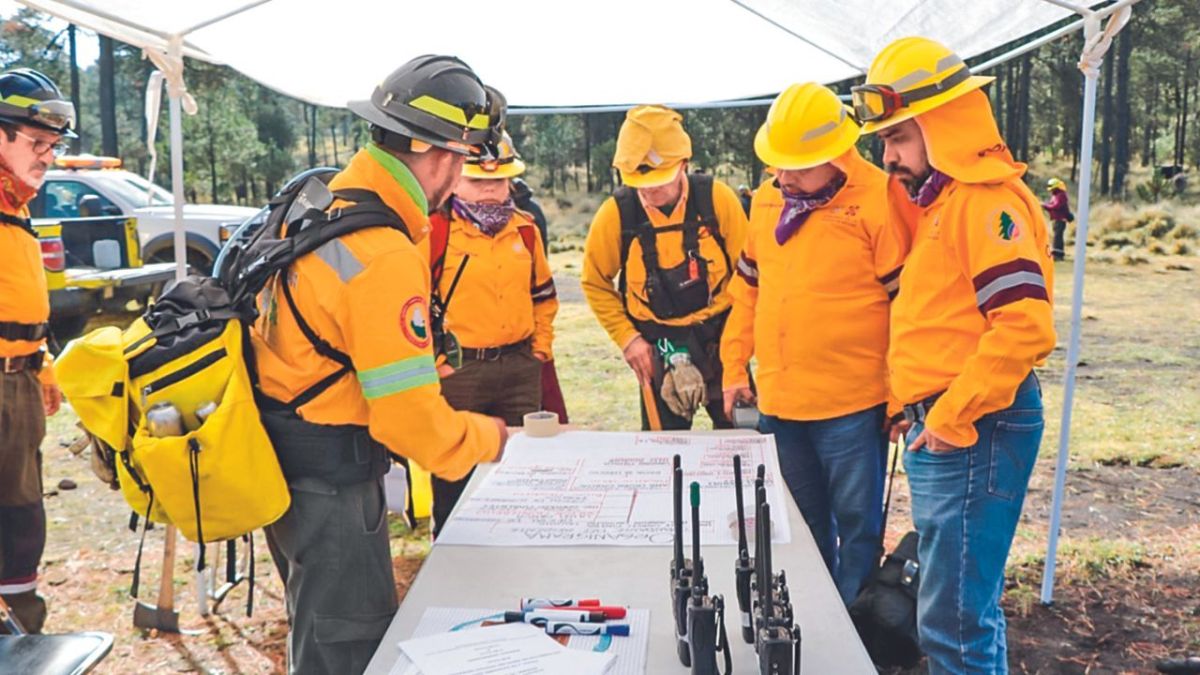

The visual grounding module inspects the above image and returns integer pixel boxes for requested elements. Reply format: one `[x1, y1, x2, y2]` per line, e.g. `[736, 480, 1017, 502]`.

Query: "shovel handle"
[641, 379, 663, 431]
[157, 525, 177, 612]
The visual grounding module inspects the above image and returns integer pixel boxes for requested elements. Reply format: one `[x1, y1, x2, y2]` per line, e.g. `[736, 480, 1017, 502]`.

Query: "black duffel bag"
[848, 443, 922, 669]
[849, 530, 921, 668]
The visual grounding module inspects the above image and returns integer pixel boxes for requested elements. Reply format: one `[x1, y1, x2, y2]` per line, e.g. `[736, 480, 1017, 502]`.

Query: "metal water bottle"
[146, 402, 185, 437]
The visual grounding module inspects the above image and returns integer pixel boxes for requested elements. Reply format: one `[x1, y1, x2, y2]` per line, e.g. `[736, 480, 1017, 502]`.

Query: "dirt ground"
[29, 253, 1200, 674]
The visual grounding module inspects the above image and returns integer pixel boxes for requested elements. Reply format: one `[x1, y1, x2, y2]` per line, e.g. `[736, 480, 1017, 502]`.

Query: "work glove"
[661, 351, 706, 419]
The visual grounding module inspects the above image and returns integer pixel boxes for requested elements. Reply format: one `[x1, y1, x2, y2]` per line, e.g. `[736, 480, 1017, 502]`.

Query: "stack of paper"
[396, 622, 614, 675]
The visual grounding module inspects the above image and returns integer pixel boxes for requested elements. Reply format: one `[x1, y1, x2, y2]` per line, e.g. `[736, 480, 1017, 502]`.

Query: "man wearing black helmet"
[249, 55, 508, 673]
[0, 68, 73, 634]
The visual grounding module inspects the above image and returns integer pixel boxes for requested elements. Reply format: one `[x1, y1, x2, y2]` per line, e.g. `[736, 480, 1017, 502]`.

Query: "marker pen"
[520, 598, 600, 610]
[504, 610, 605, 625]
[544, 620, 630, 637]
[556, 605, 626, 619]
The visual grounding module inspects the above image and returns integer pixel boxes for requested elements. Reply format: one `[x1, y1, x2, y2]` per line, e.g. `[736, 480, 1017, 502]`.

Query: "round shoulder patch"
[399, 296, 431, 348]
[988, 207, 1025, 244]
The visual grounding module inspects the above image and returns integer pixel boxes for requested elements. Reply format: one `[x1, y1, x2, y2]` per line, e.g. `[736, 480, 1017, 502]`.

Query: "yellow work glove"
[661, 354, 706, 419]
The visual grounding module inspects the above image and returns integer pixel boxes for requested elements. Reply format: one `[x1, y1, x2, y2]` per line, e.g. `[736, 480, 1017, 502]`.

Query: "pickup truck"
[34, 208, 176, 346]
[28, 155, 259, 275]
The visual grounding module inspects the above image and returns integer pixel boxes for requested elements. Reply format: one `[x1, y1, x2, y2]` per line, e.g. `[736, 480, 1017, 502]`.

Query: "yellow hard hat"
[854, 37, 994, 134]
[462, 131, 525, 179]
[613, 105, 692, 188]
[755, 82, 860, 170]
[1047, 177, 1066, 192]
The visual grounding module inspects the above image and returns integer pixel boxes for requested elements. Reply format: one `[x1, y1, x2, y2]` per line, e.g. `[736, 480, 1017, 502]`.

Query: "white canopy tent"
[17, 0, 1137, 605]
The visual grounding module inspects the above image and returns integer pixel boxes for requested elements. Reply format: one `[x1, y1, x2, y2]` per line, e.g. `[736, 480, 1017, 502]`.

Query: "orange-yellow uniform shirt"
[421, 210, 557, 357]
[0, 178, 54, 385]
[581, 176, 748, 348]
[250, 145, 499, 481]
[721, 150, 908, 420]
[890, 179, 1056, 447]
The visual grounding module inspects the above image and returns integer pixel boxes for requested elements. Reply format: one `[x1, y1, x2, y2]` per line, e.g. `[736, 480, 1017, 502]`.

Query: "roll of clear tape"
[523, 411, 560, 437]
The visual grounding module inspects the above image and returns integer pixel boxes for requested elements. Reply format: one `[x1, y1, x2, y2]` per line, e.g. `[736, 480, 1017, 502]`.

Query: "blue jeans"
[904, 374, 1043, 674]
[760, 404, 887, 605]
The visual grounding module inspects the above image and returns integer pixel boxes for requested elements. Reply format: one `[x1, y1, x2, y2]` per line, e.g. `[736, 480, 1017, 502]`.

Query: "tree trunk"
[330, 122, 339, 165]
[1099, 50, 1114, 195]
[206, 106, 218, 202]
[1006, 61, 1020, 152]
[98, 35, 119, 157]
[1017, 54, 1033, 161]
[1177, 50, 1192, 168]
[1070, 118, 1081, 184]
[67, 25, 81, 154]
[1112, 26, 1133, 199]
[993, 64, 1005, 137]
[1142, 80, 1156, 168]
[306, 105, 318, 168]
[584, 114, 593, 193]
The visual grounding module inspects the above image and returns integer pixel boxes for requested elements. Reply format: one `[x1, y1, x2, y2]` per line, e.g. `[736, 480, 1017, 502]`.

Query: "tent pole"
[1039, 0, 1137, 606]
[168, 43, 187, 282]
[1039, 65, 1094, 605]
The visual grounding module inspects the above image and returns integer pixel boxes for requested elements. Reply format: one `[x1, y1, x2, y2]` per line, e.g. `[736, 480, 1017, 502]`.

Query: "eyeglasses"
[850, 66, 970, 123]
[12, 128, 69, 157]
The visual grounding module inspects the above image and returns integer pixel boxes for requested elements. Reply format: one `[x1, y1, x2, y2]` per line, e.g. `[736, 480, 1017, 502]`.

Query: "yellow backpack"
[57, 282, 290, 546]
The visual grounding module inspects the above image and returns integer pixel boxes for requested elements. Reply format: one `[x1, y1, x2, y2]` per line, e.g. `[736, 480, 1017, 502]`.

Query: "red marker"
[520, 598, 601, 610]
[547, 605, 626, 619]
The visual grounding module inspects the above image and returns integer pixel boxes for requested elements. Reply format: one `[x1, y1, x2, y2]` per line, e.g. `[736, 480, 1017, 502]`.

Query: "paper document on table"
[387, 606, 649, 675]
[397, 622, 613, 675]
[436, 431, 791, 547]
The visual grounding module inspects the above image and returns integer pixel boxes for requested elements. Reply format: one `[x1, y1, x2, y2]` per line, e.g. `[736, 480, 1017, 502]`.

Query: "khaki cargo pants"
[430, 347, 542, 537]
[0, 370, 47, 633]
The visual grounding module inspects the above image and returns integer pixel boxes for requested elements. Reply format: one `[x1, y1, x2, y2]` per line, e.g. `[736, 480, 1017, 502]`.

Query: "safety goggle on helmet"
[850, 66, 970, 124]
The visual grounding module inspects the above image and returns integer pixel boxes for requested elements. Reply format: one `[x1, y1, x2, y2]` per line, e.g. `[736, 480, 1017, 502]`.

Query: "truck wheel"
[49, 315, 90, 352]
[147, 246, 214, 276]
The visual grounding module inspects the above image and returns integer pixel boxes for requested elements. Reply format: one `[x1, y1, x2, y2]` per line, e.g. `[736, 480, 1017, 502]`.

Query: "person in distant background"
[736, 184, 753, 216]
[1041, 177, 1072, 261]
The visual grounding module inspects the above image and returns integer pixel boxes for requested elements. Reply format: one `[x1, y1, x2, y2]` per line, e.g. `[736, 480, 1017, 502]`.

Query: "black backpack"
[215, 170, 413, 411]
[613, 173, 730, 320]
[848, 448, 922, 668]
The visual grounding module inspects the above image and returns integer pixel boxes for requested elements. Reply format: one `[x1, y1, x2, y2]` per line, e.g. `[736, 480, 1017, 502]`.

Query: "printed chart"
[436, 432, 792, 547]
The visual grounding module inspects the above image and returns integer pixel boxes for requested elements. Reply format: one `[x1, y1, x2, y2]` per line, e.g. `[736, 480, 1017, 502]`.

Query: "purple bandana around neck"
[452, 196, 515, 236]
[774, 169, 847, 245]
[910, 169, 952, 207]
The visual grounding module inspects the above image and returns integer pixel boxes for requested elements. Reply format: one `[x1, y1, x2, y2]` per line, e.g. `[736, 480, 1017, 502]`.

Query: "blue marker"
[545, 620, 630, 637]
[504, 609, 605, 625]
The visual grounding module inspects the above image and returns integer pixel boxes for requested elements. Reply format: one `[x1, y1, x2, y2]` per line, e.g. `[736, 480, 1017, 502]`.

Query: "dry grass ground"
[33, 229, 1198, 673]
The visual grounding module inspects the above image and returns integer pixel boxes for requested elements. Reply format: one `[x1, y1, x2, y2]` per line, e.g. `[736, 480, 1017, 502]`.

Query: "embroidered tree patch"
[998, 211, 1019, 241]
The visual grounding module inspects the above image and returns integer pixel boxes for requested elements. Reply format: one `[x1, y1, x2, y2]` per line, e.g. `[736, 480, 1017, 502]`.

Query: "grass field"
[32, 224, 1199, 673]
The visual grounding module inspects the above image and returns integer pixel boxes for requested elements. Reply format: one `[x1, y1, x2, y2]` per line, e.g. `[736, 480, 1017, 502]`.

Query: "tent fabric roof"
[20, 0, 1075, 108]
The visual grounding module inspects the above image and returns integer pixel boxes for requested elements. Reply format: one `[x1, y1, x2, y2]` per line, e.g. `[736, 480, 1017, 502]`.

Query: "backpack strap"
[0, 212, 35, 236]
[613, 175, 730, 309]
[613, 187, 645, 302]
[684, 173, 731, 278]
[428, 208, 452, 291]
[516, 222, 538, 286]
[272, 190, 414, 412]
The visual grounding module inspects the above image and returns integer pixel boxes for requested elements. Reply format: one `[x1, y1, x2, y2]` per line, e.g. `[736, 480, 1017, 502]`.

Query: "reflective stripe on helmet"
[408, 95, 490, 130]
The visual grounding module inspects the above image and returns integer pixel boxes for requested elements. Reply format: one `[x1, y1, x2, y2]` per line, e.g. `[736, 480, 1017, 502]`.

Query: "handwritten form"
[396, 622, 615, 675]
[388, 607, 649, 675]
[436, 432, 792, 547]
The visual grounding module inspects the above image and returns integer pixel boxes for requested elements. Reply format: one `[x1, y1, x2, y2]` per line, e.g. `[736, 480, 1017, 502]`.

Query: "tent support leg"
[1039, 59, 1098, 608]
